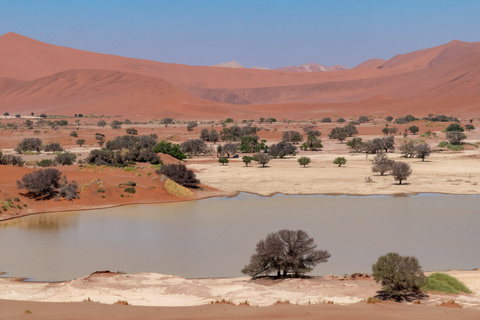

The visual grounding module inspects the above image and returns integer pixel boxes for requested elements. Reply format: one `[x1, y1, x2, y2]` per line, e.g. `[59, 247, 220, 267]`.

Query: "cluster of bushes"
[399, 141, 431, 160]
[394, 115, 417, 124]
[0, 152, 24, 167]
[346, 136, 395, 154]
[220, 125, 258, 141]
[423, 114, 460, 123]
[200, 128, 220, 144]
[153, 140, 186, 160]
[268, 141, 297, 158]
[156, 164, 199, 188]
[328, 124, 358, 142]
[86, 135, 161, 166]
[17, 168, 79, 200]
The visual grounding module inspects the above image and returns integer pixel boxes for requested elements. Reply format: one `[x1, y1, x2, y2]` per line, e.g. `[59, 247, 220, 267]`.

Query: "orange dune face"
[1, 32, 480, 120]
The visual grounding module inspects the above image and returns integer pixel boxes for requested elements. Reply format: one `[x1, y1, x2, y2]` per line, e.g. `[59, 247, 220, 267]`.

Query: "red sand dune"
[1, 32, 480, 119]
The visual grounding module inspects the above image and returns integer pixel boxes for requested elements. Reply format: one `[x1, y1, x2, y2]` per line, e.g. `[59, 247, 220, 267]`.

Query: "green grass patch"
[421, 273, 472, 294]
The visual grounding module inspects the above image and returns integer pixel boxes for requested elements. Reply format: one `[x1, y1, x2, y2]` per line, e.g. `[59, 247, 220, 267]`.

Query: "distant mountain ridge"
[212, 61, 348, 72]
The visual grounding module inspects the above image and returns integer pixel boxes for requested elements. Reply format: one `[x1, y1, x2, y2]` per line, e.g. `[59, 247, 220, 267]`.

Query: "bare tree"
[400, 140, 416, 158]
[391, 161, 412, 185]
[371, 152, 394, 175]
[415, 144, 431, 161]
[223, 142, 238, 158]
[242, 229, 331, 278]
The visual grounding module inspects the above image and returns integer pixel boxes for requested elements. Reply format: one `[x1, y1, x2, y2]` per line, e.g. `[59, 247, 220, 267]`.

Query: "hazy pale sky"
[1, 0, 480, 68]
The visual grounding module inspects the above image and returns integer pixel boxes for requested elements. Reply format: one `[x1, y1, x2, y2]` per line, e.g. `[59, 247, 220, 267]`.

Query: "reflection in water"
[0, 193, 479, 281]
[1, 212, 78, 230]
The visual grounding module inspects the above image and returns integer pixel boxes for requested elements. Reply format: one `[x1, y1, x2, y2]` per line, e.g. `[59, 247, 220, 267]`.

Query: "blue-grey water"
[0, 193, 478, 281]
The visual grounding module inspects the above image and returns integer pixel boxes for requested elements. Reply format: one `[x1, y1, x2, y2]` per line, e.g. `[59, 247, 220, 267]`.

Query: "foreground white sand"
[1, 270, 479, 309]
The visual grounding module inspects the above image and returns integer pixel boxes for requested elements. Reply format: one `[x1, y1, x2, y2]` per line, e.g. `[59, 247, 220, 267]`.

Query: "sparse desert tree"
[329, 127, 348, 143]
[242, 229, 331, 278]
[187, 121, 198, 131]
[465, 124, 475, 131]
[110, 120, 122, 129]
[358, 115, 369, 123]
[24, 119, 34, 129]
[76, 139, 86, 147]
[200, 128, 209, 141]
[382, 127, 390, 135]
[223, 143, 238, 158]
[415, 144, 431, 161]
[15, 138, 42, 153]
[391, 161, 412, 184]
[157, 164, 199, 188]
[346, 137, 364, 153]
[446, 131, 466, 145]
[97, 120, 107, 127]
[59, 176, 80, 200]
[242, 156, 253, 167]
[333, 157, 347, 167]
[160, 117, 174, 127]
[372, 252, 427, 300]
[336, 117, 346, 123]
[218, 157, 229, 165]
[70, 131, 78, 138]
[400, 140, 417, 158]
[209, 130, 220, 144]
[408, 126, 419, 135]
[298, 156, 311, 167]
[385, 116, 393, 122]
[321, 117, 331, 123]
[301, 135, 323, 151]
[371, 152, 394, 175]
[255, 152, 271, 167]
[0, 152, 24, 167]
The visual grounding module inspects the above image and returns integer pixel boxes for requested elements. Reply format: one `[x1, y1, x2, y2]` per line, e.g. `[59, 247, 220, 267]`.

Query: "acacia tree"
[408, 126, 419, 135]
[415, 144, 431, 161]
[372, 252, 427, 300]
[333, 157, 347, 167]
[254, 153, 271, 167]
[242, 229, 331, 278]
[391, 161, 412, 184]
[371, 152, 394, 175]
[298, 156, 311, 167]
[17, 168, 79, 199]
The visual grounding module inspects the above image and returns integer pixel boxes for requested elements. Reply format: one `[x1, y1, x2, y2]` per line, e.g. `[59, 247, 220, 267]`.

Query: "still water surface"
[0, 193, 479, 281]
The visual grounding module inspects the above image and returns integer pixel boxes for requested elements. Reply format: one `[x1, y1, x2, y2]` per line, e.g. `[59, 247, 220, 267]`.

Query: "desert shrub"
[187, 121, 198, 131]
[44, 143, 63, 152]
[156, 164, 200, 188]
[321, 117, 332, 123]
[126, 128, 138, 135]
[242, 156, 253, 167]
[218, 157, 229, 165]
[110, 120, 122, 129]
[0, 152, 24, 167]
[97, 120, 107, 127]
[346, 137, 363, 153]
[70, 131, 78, 137]
[372, 252, 427, 300]
[124, 187, 136, 194]
[16, 168, 62, 198]
[125, 181, 136, 186]
[16, 138, 42, 153]
[153, 140, 186, 160]
[358, 115, 369, 123]
[220, 125, 259, 141]
[37, 159, 55, 167]
[336, 117, 346, 123]
[445, 123, 464, 132]
[415, 144, 431, 161]
[55, 152, 77, 166]
[76, 139, 86, 147]
[465, 124, 475, 131]
[59, 177, 79, 200]
[301, 135, 323, 151]
[438, 141, 448, 148]
[333, 157, 347, 167]
[421, 273, 472, 294]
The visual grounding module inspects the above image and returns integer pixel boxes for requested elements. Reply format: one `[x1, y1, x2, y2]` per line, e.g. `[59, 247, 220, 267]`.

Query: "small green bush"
[421, 273, 472, 294]
[125, 181, 136, 186]
[124, 187, 136, 194]
[438, 141, 448, 147]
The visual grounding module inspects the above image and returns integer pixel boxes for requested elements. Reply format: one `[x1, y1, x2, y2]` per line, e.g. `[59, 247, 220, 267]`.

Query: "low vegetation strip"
[422, 273, 472, 294]
[165, 179, 194, 197]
